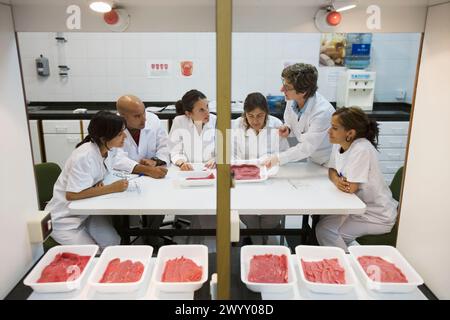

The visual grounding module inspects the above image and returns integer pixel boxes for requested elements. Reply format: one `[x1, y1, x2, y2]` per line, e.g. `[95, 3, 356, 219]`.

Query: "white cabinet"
[377, 121, 409, 185]
[43, 120, 83, 169]
[29, 120, 41, 164]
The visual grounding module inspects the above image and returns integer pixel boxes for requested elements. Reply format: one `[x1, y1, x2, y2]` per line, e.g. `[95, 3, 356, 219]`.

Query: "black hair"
[175, 89, 207, 115]
[76, 111, 126, 149]
[333, 107, 379, 149]
[242, 92, 269, 130]
[281, 63, 318, 99]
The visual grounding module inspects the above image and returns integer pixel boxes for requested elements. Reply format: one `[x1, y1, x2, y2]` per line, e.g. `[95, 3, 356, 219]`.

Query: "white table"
[28, 258, 194, 300]
[260, 255, 427, 300]
[69, 162, 366, 216]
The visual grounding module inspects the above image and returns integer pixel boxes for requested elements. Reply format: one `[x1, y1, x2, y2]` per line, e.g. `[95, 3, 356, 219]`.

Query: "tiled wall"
[18, 32, 420, 103]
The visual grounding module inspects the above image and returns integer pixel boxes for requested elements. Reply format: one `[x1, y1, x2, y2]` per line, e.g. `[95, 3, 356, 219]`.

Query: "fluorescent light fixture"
[336, 4, 357, 12]
[89, 1, 112, 13]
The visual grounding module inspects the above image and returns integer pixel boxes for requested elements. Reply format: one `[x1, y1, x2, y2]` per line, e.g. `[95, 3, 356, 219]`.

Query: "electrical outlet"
[27, 211, 52, 243]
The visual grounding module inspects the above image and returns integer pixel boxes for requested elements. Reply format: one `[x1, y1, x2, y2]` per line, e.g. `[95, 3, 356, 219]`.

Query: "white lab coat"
[169, 114, 216, 165]
[231, 115, 290, 161]
[45, 142, 120, 248]
[279, 92, 334, 166]
[231, 115, 288, 245]
[113, 111, 169, 173]
[316, 138, 398, 251]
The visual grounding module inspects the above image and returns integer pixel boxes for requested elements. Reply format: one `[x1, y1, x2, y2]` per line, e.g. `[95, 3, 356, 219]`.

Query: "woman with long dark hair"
[169, 89, 216, 171]
[316, 107, 398, 251]
[232, 92, 289, 245]
[45, 111, 128, 249]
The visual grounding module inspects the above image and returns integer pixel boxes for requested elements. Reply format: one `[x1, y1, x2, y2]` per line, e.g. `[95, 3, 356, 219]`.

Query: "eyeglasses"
[281, 80, 295, 92]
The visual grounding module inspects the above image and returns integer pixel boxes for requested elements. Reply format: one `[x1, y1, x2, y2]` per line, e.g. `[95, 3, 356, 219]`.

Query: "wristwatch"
[150, 157, 167, 166]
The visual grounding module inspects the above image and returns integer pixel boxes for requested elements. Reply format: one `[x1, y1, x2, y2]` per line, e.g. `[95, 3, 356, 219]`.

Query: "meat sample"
[100, 258, 145, 283]
[161, 257, 203, 282]
[301, 258, 346, 284]
[358, 256, 408, 283]
[38, 252, 91, 283]
[248, 254, 288, 283]
[231, 164, 260, 180]
[186, 173, 215, 180]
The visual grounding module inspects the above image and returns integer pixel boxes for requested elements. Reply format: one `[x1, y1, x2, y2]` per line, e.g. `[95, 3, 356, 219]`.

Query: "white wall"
[17, 32, 420, 103]
[397, 2, 450, 299]
[0, 3, 43, 299]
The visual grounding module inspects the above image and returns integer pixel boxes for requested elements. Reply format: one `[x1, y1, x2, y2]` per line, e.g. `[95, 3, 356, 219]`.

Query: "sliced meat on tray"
[161, 256, 203, 282]
[38, 252, 91, 283]
[231, 164, 260, 180]
[301, 258, 346, 284]
[357, 256, 408, 283]
[248, 254, 288, 283]
[100, 258, 145, 283]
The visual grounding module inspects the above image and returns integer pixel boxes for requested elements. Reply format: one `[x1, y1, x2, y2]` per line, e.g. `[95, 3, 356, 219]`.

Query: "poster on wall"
[146, 60, 172, 78]
[319, 33, 347, 67]
[179, 60, 194, 78]
[319, 33, 372, 69]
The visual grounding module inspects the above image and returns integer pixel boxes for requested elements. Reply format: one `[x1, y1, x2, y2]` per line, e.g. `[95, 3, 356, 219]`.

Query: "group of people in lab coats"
[45, 62, 398, 252]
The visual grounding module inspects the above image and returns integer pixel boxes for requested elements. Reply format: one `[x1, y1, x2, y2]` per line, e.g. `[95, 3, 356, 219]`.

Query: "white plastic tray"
[88, 245, 153, 293]
[151, 245, 208, 293]
[295, 245, 356, 294]
[348, 245, 424, 293]
[27, 258, 194, 300]
[23, 245, 98, 293]
[261, 255, 427, 300]
[241, 245, 296, 293]
[174, 170, 216, 187]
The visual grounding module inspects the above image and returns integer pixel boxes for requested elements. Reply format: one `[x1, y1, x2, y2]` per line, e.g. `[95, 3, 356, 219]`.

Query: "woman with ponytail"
[45, 111, 128, 249]
[315, 107, 398, 251]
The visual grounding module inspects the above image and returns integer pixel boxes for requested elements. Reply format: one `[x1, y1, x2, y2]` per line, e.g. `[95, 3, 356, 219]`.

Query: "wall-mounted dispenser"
[35, 54, 50, 77]
[337, 69, 376, 111]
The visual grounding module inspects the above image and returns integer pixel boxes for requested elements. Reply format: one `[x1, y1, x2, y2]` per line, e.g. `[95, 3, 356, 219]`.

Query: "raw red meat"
[248, 254, 288, 283]
[231, 164, 260, 180]
[100, 258, 145, 283]
[301, 258, 346, 284]
[358, 256, 408, 283]
[186, 173, 215, 180]
[37, 252, 91, 283]
[161, 256, 203, 282]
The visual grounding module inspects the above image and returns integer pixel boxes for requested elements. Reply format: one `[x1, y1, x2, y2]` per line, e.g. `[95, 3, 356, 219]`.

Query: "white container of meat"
[151, 245, 208, 293]
[241, 245, 296, 293]
[348, 245, 423, 293]
[295, 245, 356, 294]
[23, 245, 98, 293]
[88, 245, 153, 294]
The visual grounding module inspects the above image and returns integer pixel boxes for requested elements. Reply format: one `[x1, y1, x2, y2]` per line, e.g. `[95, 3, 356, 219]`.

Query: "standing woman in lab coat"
[45, 111, 128, 249]
[232, 92, 289, 244]
[169, 89, 216, 170]
[316, 107, 398, 251]
[264, 63, 334, 168]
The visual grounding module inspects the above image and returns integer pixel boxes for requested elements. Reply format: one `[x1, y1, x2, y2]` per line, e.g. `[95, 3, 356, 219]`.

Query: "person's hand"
[146, 166, 168, 179]
[204, 159, 216, 169]
[108, 179, 129, 193]
[180, 162, 194, 171]
[94, 181, 104, 188]
[333, 175, 356, 193]
[278, 125, 290, 138]
[263, 155, 279, 169]
[140, 158, 157, 167]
